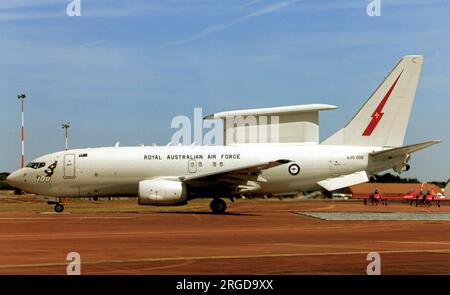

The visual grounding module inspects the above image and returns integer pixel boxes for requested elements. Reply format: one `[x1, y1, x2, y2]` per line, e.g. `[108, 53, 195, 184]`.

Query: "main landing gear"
[48, 197, 65, 213]
[54, 203, 65, 213]
[210, 198, 227, 214]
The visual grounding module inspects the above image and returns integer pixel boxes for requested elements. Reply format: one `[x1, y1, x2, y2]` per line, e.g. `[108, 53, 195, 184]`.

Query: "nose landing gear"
[210, 198, 227, 214]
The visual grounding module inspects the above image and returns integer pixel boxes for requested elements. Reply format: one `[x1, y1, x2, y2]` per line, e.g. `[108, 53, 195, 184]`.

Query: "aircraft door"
[64, 154, 76, 179]
[188, 160, 197, 173]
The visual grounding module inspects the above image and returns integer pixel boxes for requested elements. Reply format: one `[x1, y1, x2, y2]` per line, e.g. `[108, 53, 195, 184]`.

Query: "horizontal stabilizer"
[317, 171, 369, 191]
[369, 140, 441, 160]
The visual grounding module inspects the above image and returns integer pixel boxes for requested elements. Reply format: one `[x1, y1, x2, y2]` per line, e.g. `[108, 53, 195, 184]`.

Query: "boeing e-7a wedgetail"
[6, 55, 440, 213]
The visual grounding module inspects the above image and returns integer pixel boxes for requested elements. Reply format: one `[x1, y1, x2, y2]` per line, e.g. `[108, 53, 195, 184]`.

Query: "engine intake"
[138, 178, 187, 205]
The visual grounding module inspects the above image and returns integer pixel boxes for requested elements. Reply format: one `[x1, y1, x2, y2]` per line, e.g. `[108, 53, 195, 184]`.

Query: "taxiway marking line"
[0, 223, 409, 240]
[305, 205, 337, 211]
[0, 217, 136, 221]
[1, 249, 450, 269]
[86, 260, 196, 275]
[378, 240, 450, 245]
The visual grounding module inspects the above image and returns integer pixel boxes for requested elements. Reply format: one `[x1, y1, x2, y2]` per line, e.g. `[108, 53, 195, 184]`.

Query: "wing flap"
[318, 171, 369, 191]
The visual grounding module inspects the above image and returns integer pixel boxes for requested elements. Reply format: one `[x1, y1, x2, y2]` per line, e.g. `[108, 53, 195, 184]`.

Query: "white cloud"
[77, 40, 108, 48]
[166, 0, 301, 45]
[0, 0, 61, 10]
[242, 0, 300, 19]
[0, 11, 62, 21]
[237, 0, 266, 9]
[0, 0, 161, 21]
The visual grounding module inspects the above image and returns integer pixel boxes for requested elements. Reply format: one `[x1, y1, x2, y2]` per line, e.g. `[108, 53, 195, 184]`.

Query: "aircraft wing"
[369, 140, 441, 160]
[435, 195, 450, 201]
[180, 159, 291, 194]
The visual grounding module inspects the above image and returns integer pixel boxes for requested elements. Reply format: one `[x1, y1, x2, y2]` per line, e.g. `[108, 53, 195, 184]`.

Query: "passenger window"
[213, 162, 217, 167]
[198, 162, 202, 167]
[219, 162, 223, 167]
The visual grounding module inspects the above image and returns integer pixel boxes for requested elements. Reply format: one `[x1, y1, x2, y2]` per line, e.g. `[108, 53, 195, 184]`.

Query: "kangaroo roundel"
[288, 164, 300, 175]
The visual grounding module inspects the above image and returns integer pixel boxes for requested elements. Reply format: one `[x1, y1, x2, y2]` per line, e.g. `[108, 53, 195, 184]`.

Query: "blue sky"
[0, 0, 449, 181]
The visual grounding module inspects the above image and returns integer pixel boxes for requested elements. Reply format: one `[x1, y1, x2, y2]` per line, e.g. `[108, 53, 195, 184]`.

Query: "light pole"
[17, 94, 26, 168]
[62, 123, 70, 151]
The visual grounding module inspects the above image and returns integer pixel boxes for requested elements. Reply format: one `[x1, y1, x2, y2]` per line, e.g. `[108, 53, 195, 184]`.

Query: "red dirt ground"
[0, 199, 449, 274]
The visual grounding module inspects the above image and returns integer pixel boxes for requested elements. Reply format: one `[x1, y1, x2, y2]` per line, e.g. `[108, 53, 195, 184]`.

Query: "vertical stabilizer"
[323, 55, 424, 147]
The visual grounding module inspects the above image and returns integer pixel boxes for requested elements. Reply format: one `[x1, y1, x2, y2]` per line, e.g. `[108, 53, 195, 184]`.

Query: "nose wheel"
[210, 198, 227, 214]
[54, 203, 65, 213]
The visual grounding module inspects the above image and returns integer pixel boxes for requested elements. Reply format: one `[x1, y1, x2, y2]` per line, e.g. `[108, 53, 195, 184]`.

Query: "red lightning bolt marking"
[362, 71, 403, 136]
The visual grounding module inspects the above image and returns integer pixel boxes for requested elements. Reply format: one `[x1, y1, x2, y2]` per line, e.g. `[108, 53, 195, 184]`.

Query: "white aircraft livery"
[6, 55, 440, 213]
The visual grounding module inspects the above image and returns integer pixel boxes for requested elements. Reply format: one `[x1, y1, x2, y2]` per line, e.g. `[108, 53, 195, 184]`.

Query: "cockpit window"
[26, 162, 46, 169]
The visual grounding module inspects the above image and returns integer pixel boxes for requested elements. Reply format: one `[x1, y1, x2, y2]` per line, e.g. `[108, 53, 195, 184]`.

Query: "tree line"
[370, 173, 447, 188]
[0, 173, 14, 190]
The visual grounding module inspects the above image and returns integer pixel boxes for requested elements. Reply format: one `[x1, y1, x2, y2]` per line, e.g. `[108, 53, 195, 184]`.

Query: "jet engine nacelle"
[393, 163, 411, 173]
[138, 178, 187, 205]
[393, 154, 411, 173]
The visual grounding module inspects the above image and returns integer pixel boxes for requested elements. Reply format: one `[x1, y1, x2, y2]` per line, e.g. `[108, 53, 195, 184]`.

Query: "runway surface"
[0, 196, 449, 274]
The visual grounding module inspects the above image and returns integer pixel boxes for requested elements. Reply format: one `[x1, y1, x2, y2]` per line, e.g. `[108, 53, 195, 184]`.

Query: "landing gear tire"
[54, 203, 64, 213]
[210, 198, 227, 214]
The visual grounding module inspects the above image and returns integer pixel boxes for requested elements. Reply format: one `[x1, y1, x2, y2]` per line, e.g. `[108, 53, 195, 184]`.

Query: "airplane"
[402, 183, 426, 206]
[433, 191, 450, 207]
[420, 190, 449, 207]
[403, 190, 424, 206]
[404, 185, 450, 207]
[363, 189, 387, 206]
[6, 55, 441, 213]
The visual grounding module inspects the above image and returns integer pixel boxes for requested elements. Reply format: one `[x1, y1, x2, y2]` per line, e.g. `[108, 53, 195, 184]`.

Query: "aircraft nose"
[6, 170, 24, 188]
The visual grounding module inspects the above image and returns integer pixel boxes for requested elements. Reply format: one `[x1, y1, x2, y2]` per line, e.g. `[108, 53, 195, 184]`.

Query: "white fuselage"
[7, 144, 386, 198]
